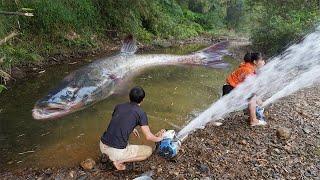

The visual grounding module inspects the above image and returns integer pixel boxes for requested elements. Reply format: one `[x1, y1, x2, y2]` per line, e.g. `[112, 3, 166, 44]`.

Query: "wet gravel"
[1, 85, 319, 180]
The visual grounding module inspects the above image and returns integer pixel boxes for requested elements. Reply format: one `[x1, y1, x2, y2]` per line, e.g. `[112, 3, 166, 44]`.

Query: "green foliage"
[248, 0, 320, 55]
[187, 0, 214, 13]
[95, 0, 208, 40]
[183, 3, 225, 31]
[0, 0, 318, 66]
[0, 84, 6, 93]
[0, 0, 239, 70]
[225, 0, 244, 31]
[0, 45, 42, 68]
[18, 0, 101, 35]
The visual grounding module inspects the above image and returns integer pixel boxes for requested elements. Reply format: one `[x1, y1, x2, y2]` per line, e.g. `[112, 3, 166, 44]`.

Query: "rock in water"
[80, 158, 96, 170]
[276, 127, 291, 140]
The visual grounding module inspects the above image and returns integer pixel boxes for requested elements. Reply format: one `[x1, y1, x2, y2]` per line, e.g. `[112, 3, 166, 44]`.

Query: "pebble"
[44, 168, 53, 176]
[7, 161, 13, 165]
[37, 177, 44, 180]
[198, 164, 209, 173]
[276, 127, 291, 140]
[240, 140, 248, 145]
[274, 148, 280, 154]
[176, 174, 186, 180]
[69, 170, 76, 178]
[200, 177, 212, 180]
[303, 127, 311, 134]
[77, 174, 88, 180]
[80, 158, 96, 170]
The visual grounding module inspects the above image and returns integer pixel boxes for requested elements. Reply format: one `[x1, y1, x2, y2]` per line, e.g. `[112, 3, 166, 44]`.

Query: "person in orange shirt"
[222, 52, 266, 126]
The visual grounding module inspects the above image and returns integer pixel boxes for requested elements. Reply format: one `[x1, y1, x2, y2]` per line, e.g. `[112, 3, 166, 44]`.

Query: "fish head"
[32, 84, 97, 120]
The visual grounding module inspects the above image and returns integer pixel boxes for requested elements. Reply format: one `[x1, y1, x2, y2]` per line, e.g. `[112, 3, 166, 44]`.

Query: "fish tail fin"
[120, 34, 138, 55]
[195, 41, 231, 68]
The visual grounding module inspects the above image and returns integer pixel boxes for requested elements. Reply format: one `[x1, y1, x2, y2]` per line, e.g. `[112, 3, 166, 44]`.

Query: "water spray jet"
[177, 26, 320, 139]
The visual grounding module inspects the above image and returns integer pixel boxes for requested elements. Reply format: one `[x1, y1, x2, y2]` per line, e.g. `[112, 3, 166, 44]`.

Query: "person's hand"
[257, 97, 263, 106]
[155, 129, 166, 138]
[133, 128, 140, 138]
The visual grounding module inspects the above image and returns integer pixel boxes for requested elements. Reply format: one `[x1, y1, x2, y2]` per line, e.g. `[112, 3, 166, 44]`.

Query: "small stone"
[198, 164, 209, 173]
[77, 174, 88, 180]
[274, 148, 280, 154]
[151, 166, 156, 170]
[100, 153, 109, 163]
[157, 168, 163, 173]
[200, 177, 212, 180]
[44, 168, 53, 176]
[69, 170, 76, 178]
[254, 140, 261, 146]
[212, 122, 223, 126]
[37, 177, 45, 180]
[7, 161, 14, 165]
[284, 145, 292, 153]
[240, 140, 248, 145]
[80, 158, 96, 170]
[176, 174, 186, 180]
[303, 127, 311, 134]
[276, 127, 291, 140]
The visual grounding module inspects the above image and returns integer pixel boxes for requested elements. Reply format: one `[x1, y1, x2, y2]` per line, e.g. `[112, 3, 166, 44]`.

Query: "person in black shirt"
[100, 86, 165, 170]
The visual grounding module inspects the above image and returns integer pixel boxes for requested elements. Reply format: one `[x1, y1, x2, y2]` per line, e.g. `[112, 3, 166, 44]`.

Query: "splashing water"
[178, 26, 320, 139]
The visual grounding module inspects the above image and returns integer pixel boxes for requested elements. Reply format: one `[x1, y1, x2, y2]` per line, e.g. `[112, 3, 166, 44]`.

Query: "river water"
[0, 44, 237, 171]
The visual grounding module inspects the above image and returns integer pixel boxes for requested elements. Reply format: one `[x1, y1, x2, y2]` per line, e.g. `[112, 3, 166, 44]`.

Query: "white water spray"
[178, 26, 320, 138]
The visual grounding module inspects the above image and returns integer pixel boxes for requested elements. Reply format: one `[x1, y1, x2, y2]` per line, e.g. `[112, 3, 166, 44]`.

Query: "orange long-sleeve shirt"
[227, 62, 255, 87]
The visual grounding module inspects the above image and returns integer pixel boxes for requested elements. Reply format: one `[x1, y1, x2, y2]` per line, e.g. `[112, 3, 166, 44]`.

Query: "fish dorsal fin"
[120, 35, 138, 55]
[196, 41, 230, 55]
[193, 41, 231, 68]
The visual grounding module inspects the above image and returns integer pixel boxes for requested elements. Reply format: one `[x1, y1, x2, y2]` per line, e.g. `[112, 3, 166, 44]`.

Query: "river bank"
[1, 83, 319, 179]
[3, 35, 226, 87]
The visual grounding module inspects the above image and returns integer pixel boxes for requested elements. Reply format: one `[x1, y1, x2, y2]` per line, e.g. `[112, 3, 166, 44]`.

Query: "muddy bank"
[1, 84, 319, 179]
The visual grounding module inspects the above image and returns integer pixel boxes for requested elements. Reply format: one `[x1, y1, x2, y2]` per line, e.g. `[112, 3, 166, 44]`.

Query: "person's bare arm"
[256, 96, 263, 106]
[141, 125, 164, 142]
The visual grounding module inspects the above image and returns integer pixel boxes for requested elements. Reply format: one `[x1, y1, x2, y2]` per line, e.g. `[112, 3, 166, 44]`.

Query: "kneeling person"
[100, 86, 165, 170]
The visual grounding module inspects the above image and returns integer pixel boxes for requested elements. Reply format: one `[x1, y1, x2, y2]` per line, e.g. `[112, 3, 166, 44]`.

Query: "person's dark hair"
[243, 52, 252, 63]
[251, 52, 263, 61]
[129, 86, 145, 103]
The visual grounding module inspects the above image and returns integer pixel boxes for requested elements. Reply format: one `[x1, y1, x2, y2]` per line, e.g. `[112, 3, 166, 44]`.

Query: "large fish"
[32, 40, 230, 120]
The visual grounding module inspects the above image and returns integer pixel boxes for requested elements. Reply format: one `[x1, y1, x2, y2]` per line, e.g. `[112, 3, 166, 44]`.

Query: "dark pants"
[222, 84, 234, 96]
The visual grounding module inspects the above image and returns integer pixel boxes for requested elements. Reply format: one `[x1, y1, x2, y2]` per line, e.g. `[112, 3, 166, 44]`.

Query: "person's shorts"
[222, 84, 234, 96]
[99, 141, 152, 162]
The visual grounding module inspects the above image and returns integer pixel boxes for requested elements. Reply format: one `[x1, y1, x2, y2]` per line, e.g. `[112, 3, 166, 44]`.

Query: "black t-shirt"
[100, 102, 148, 149]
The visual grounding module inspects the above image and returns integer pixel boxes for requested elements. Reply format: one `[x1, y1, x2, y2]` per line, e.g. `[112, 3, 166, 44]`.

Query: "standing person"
[222, 52, 266, 126]
[100, 86, 165, 170]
